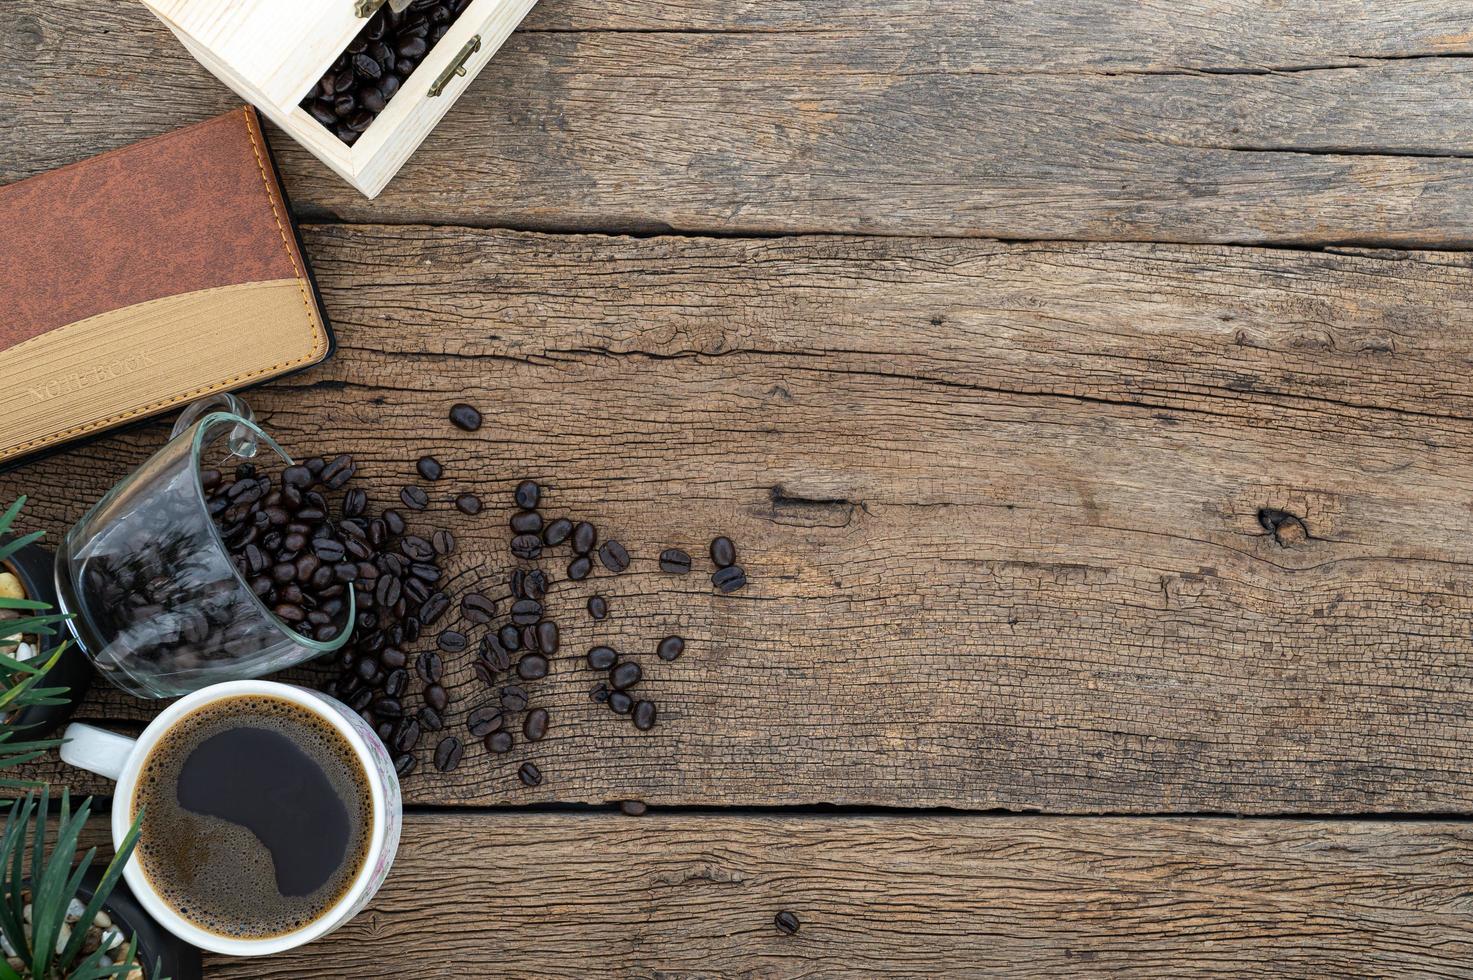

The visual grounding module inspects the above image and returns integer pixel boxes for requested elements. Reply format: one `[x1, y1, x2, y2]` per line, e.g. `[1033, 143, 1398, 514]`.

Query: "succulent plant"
[0, 498, 72, 792]
[0, 790, 151, 979]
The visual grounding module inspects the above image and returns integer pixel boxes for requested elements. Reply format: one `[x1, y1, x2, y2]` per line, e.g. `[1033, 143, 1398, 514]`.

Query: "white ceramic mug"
[59, 680, 402, 956]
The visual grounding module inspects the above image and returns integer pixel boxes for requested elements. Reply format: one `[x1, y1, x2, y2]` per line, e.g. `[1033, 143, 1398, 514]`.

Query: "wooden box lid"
[140, 0, 368, 112]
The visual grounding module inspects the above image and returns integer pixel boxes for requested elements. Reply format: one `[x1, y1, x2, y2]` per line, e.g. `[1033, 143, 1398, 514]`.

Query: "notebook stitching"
[6, 108, 329, 455]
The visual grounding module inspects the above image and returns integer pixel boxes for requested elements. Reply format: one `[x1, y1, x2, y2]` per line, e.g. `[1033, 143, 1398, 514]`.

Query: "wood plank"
[11, 227, 1473, 813]
[187, 813, 1473, 978]
[7, 2, 1473, 241]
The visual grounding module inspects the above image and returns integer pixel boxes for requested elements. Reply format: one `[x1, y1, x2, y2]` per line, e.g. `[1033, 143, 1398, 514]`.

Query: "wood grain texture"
[10, 227, 1473, 813]
[190, 813, 1473, 978]
[7, 1, 1473, 241]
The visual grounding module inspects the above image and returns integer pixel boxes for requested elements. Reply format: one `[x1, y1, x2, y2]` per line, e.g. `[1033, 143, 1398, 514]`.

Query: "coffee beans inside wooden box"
[141, 0, 541, 197]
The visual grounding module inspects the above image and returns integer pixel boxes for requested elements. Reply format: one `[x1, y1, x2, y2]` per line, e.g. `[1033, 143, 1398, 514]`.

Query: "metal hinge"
[428, 35, 481, 97]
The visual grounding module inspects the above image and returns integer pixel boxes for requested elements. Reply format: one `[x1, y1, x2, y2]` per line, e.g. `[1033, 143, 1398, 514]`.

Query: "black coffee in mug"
[133, 695, 372, 939]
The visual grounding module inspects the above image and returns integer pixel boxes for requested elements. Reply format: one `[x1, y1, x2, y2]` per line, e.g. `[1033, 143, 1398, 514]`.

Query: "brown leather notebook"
[0, 107, 332, 465]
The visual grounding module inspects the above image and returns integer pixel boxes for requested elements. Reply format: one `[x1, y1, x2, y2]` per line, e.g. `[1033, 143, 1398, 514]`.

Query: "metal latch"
[354, 0, 413, 18]
[428, 35, 481, 97]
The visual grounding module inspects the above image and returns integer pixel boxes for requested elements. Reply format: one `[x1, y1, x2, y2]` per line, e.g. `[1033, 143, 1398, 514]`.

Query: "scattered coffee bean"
[449, 403, 482, 431]
[712, 564, 748, 593]
[543, 518, 572, 545]
[774, 911, 800, 936]
[510, 510, 543, 534]
[433, 736, 464, 772]
[657, 635, 684, 661]
[499, 624, 522, 651]
[501, 686, 529, 712]
[432, 529, 456, 556]
[486, 730, 513, 753]
[567, 556, 592, 580]
[394, 753, 416, 777]
[400, 486, 429, 510]
[587, 595, 608, 620]
[419, 591, 451, 626]
[514, 480, 541, 509]
[511, 598, 542, 625]
[524, 707, 549, 741]
[418, 706, 444, 731]
[588, 646, 618, 670]
[518, 762, 543, 787]
[468, 705, 503, 737]
[511, 534, 542, 560]
[710, 536, 736, 568]
[632, 700, 657, 730]
[598, 539, 630, 573]
[535, 620, 559, 654]
[454, 493, 483, 515]
[518, 654, 549, 680]
[426, 683, 449, 711]
[571, 521, 596, 554]
[619, 800, 647, 816]
[415, 650, 443, 683]
[608, 690, 633, 714]
[416, 456, 444, 481]
[457, 593, 492, 624]
[590, 683, 611, 703]
[437, 629, 468, 653]
[472, 661, 496, 687]
[659, 548, 692, 574]
[610, 661, 642, 690]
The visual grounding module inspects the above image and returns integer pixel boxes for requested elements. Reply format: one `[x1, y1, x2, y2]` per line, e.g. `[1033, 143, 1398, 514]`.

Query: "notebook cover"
[0, 106, 332, 465]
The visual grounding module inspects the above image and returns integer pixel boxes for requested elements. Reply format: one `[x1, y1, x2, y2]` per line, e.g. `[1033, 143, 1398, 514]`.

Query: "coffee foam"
[133, 695, 372, 940]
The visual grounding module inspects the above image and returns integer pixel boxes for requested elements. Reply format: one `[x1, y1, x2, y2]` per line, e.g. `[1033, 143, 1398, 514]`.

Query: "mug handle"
[170, 394, 259, 459]
[58, 723, 136, 782]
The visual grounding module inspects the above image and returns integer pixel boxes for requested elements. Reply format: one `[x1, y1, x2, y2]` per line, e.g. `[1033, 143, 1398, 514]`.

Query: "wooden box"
[140, 0, 538, 197]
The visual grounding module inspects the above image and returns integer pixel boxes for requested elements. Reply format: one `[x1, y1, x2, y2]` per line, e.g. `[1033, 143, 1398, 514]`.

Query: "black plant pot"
[75, 867, 202, 980]
[2, 537, 93, 738]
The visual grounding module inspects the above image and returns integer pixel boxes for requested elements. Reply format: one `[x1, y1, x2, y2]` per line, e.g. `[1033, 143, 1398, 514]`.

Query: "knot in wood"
[1257, 507, 1308, 547]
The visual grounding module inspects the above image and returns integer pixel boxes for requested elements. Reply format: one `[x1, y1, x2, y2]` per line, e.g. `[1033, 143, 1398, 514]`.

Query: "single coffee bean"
[499, 624, 522, 651]
[432, 529, 456, 556]
[590, 683, 611, 704]
[619, 800, 647, 816]
[416, 650, 443, 683]
[416, 456, 444, 481]
[709, 536, 736, 568]
[657, 635, 685, 661]
[449, 403, 482, 431]
[524, 707, 549, 741]
[393, 718, 421, 753]
[467, 705, 504, 737]
[511, 598, 542, 625]
[535, 620, 559, 654]
[485, 730, 513, 753]
[610, 661, 641, 690]
[659, 548, 692, 574]
[418, 705, 444, 731]
[511, 534, 542, 560]
[454, 493, 483, 515]
[419, 591, 451, 625]
[383, 668, 409, 697]
[462, 593, 497, 624]
[401, 535, 433, 561]
[520, 570, 548, 600]
[571, 521, 596, 555]
[383, 508, 407, 535]
[774, 911, 800, 935]
[438, 630, 468, 653]
[373, 696, 403, 718]
[598, 540, 630, 573]
[588, 646, 618, 670]
[472, 661, 496, 687]
[514, 480, 540, 509]
[543, 517, 573, 545]
[712, 564, 748, 593]
[587, 595, 608, 620]
[518, 762, 543, 787]
[433, 736, 464, 772]
[394, 753, 416, 777]
[481, 637, 511, 673]
[567, 556, 592, 580]
[520, 624, 538, 651]
[400, 486, 429, 510]
[425, 683, 448, 711]
[632, 700, 657, 730]
[501, 685, 529, 712]
[608, 690, 633, 714]
[510, 510, 543, 534]
[518, 654, 549, 680]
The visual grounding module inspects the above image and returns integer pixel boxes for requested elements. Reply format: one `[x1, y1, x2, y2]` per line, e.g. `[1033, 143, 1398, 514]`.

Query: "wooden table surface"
[7, 1, 1473, 975]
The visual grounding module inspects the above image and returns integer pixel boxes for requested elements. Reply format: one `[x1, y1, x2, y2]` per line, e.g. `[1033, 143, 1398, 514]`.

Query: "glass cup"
[54, 396, 354, 698]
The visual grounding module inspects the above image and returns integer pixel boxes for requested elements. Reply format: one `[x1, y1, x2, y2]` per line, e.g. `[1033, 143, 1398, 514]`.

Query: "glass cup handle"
[170, 394, 260, 458]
